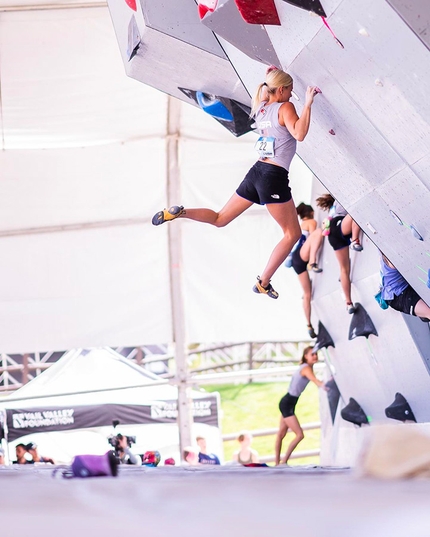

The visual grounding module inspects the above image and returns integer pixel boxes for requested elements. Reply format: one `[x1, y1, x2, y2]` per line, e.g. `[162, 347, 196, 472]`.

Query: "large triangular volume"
[341, 397, 369, 427]
[385, 393, 417, 423]
[234, 0, 281, 25]
[178, 88, 254, 137]
[280, 0, 326, 17]
[325, 377, 340, 424]
[313, 321, 335, 352]
[348, 303, 378, 340]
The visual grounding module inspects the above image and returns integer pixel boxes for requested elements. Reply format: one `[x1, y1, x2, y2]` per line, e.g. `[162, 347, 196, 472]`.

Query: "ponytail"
[316, 193, 335, 211]
[250, 67, 293, 118]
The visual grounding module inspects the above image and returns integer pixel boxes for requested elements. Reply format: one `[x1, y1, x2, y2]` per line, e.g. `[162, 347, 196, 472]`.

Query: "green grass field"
[202, 381, 321, 466]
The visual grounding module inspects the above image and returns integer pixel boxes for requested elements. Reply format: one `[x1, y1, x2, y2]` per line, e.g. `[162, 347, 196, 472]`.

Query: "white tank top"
[255, 101, 297, 171]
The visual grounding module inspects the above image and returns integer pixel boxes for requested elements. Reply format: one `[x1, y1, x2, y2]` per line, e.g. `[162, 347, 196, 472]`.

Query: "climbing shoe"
[152, 205, 185, 226]
[350, 239, 363, 252]
[253, 277, 279, 299]
[307, 263, 323, 273]
[346, 302, 357, 314]
[307, 325, 317, 338]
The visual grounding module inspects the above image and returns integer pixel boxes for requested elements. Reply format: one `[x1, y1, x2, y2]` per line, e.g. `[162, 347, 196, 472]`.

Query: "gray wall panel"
[308, 0, 430, 167]
[141, 0, 227, 58]
[289, 47, 406, 206]
[412, 153, 430, 190]
[267, 0, 343, 68]
[386, 0, 430, 51]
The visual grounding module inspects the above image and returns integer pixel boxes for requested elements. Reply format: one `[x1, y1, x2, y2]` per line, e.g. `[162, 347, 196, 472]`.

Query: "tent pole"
[166, 95, 193, 457]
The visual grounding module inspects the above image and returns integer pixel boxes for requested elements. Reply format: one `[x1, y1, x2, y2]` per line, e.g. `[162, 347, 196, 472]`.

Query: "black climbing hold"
[280, 0, 326, 17]
[341, 397, 369, 427]
[348, 302, 378, 340]
[127, 16, 141, 61]
[313, 321, 335, 352]
[385, 392, 417, 423]
[325, 377, 340, 424]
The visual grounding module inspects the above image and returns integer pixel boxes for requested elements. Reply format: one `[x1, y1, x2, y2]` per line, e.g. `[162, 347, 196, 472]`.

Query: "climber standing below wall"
[275, 346, 327, 465]
[152, 66, 320, 299]
[378, 254, 430, 321]
[316, 193, 363, 313]
[286, 203, 324, 338]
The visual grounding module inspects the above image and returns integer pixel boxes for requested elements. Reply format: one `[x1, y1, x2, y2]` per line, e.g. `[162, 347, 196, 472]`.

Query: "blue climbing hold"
[427, 269, 430, 289]
[196, 91, 234, 122]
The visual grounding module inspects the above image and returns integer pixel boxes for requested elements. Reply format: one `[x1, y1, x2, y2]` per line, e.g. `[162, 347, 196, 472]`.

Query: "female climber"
[152, 66, 320, 299]
[316, 193, 363, 313]
[378, 254, 430, 321]
[286, 202, 324, 338]
[275, 346, 327, 465]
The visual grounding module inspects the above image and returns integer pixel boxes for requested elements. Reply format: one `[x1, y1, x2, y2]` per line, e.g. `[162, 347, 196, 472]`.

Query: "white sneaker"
[350, 239, 363, 252]
[346, 303, 357, 314]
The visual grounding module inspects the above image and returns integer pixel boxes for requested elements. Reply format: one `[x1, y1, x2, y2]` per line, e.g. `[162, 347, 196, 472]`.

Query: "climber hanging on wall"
[285, 202, 324, 338]
[316, 193, 363, 314]
[376, 254, 430, 321]
[152, 65, 320, 299]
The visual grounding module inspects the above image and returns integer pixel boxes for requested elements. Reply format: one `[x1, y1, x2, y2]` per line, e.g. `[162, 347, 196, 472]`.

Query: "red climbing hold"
[124, 0, 137, 12]
[234, 0, 281, 25]
[197, 0, 218, 19]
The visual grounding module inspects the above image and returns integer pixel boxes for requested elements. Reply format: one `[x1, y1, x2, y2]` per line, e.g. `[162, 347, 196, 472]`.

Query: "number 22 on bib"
[254, 136, 275, 158]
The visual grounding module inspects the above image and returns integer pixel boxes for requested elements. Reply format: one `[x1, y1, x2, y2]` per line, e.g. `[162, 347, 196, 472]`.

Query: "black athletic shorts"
[328, 216, 352, 251]
[386, 286, 422, 317]
[279, 393, 299, 418]
[236, 160, 292, 205]
[292, 236, 308, 275]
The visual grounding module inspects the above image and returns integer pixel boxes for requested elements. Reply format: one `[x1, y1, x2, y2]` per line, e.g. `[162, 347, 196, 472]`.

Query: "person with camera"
[26, 442, 55, 464]
[115, 434, 140, 465]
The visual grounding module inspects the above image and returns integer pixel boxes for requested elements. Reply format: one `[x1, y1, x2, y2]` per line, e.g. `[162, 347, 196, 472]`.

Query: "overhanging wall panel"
[347, 171, 430, 306]
[141, 0, 226, 58]
[412, 153, 430, 190]
[312, 252, 430, 424]
[288, 47, 405, 206]
[386, 0, 430, 51]
[267, 0, 343, 68]
[308, 0, 430, 166]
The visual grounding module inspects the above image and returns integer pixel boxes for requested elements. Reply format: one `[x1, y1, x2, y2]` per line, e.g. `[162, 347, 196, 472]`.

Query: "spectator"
[183, 446, 200, 466]
[116, 435, 140, 465]
[232, 431, 259, 465]
[196, 436, 220, 465]
[14, 443, 33, 464]
[0, 447, 5, 465]
[26, 442, 55, 464]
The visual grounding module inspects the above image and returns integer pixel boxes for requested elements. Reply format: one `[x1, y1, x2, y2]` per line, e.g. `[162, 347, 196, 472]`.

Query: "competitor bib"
[254, 136, 275, 158]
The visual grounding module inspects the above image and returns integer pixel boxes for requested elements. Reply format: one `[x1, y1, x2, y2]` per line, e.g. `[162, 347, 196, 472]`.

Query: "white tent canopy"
[0, 347, 221, 462]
